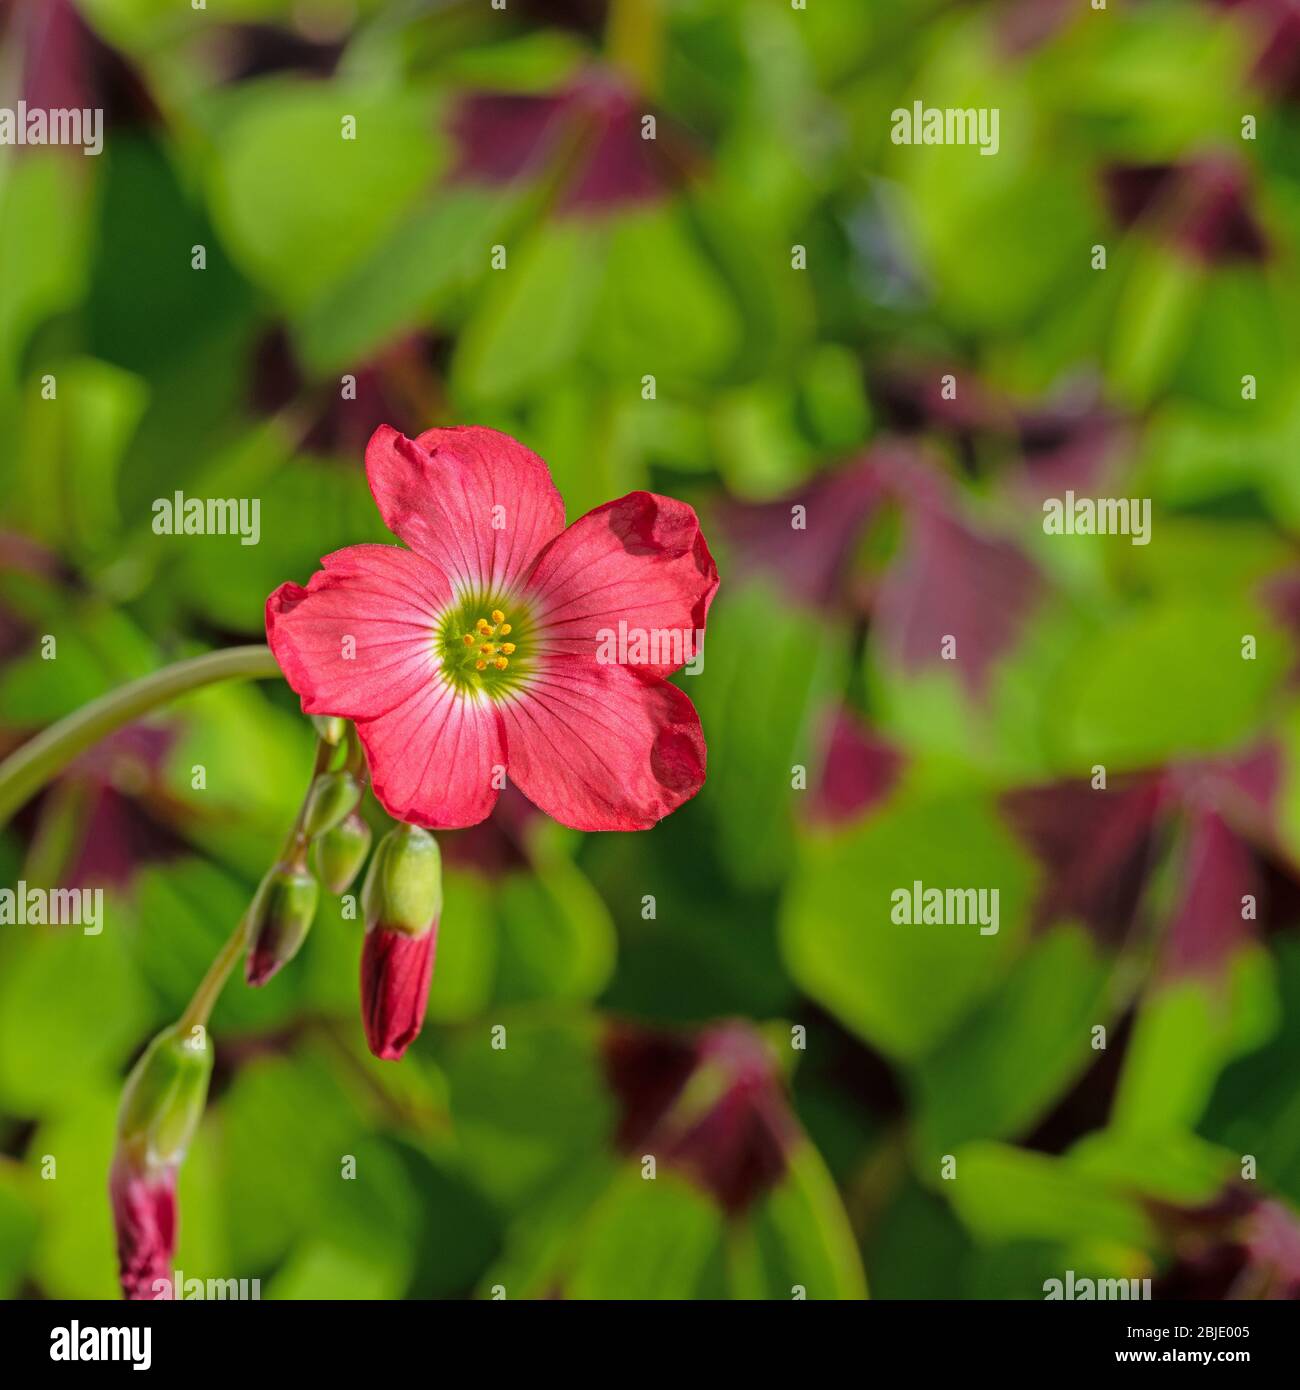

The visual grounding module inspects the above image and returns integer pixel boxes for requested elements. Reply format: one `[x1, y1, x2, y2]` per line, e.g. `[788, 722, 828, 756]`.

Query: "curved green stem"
[179, 735, 333, 1030]
[606, 0, 663, 95]
[0, 644, 281, 827]
[179, 916, 250, 1033]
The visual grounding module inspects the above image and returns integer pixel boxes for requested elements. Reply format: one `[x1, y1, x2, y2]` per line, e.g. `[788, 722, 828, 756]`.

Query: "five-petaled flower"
[267, 426, 717, 831]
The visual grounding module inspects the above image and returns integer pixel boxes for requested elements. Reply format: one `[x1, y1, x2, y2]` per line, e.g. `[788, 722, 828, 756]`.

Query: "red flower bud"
[360, 921, 438, 1060]
[245, 864, 319, 986]
[109, 1022, 211, 1300]
[108, 1154, 176, 1300]
[358, 824, 442, 1060]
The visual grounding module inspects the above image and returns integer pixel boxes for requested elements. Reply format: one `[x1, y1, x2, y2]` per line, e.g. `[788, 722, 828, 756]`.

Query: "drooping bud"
[302, 770, 362, 839]
[312, 810, 372, 894]
[359, 824, 442, 1060]
[245, 864, 319, 986]
[361, 823, 442, 936]
[117, 1023, 214, 1169]
[312, 714, 348, 746]
[110, 1023, 213, 1300]
[109, 1156, 177, 1301]
[360, 921, 439, 1061]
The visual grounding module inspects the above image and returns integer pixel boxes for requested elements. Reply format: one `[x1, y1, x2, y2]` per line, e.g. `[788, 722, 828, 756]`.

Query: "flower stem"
[178, 735, 334, 1030]
[606, 0, 663, 95]
[179, 916, 250, 1033]
[0, 644, 281, 827]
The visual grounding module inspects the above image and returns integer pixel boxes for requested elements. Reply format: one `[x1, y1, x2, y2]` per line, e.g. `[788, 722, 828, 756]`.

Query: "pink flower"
[108, 1155, 176, 1301]
[267, 425, 717, 831]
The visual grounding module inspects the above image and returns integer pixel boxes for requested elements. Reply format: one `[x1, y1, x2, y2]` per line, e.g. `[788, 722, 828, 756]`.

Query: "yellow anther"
[495, 657, 509, 670]
[498, 623, 512, 636]
[500, 642, 516, 655]
[476, 618, 491, 633]
[475, 659, 487, 671]
[462, 634, 475, 646]
[491, 609, 506, 624]
[480, 644, 495, 655]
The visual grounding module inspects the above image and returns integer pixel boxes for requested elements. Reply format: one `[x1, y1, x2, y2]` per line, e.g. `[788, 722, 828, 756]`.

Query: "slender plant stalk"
[179, 915, 251, 1033]
[607, 0, 663, 95]
[178, 736, 334, 1031]
[0, 644, 281, 826]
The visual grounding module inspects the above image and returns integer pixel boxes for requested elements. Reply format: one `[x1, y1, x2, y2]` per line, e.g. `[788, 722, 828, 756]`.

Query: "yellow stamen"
[476, 618, 491, 633]
[461, 634, 475, 646]
[498, 623, 512, 636]
[495, 657, 509, 670]
[480, 644, 495, 655]
[491, 609, 506, 624]
[475, 659, 487, 671]
[500, 642, 516, 654]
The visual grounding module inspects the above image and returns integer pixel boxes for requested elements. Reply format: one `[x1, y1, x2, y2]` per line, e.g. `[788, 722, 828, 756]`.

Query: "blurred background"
[3, 0, 1300, 1299]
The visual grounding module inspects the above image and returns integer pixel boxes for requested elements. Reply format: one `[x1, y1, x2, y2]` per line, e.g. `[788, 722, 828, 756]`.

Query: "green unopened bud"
[312, 715, 348, 746]
[361, 824, 442, 936]
[312, 810, 372, 894]
[302, 770, 362, 839]
[245, 865, 319, 986]
[116, 1023, 213, 1168]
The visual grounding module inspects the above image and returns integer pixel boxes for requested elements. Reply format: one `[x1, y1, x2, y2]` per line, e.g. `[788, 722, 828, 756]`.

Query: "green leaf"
[587, 207, 742, 383]
[493, 851, 616, 1004]
[440, 1013, 613, 1211]
[946, 1142, 1152, 1247]
[0, 927, 150, 1114]
[914, 924, 1109, 1152]
[209, 80, 440, 312]
[1111, 949, 1279, 1134]
[743, 1141, 868, 1299]
[567, 1169, 723, 1299]
[453, 221, 606, 403]
[781, 794, 1032, 1059]
[695, 582, 849, 890]
[295, 189, 513, 373]
[1056, 600, 1287, 768]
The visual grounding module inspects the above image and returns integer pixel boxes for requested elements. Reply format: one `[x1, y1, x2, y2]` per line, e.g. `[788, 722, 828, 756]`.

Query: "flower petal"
[266, 543, 450, 721]
[357, 680, 505, 829]
[502, 658, 705, 830]
[361, 922, 438, 1061]
[524, 491, 718, 677]
[365, 424, 565, 594]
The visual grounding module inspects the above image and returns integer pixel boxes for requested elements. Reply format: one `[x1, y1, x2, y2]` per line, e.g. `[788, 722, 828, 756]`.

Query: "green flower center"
[436, 592, 534, 698]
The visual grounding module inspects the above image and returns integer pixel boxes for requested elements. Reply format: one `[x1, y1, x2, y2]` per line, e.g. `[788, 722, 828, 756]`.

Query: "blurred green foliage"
[3, 0, 1300, 1300]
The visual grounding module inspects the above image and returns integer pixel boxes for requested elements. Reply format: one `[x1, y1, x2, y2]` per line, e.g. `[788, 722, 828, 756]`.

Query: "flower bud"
[312, 715, 348, 745]
[360, 921, 439, 1061]
[312, 810, 372, 894]
[116, 1023, 214, 1169]
[245, 864, 319, 986]
[361, 824, 442, 936]
[359, 825, 442, 1060]
[110, 1155, 178, 1301]
[110, 1022, 213, 1300]
[302, 770, 362, 839]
